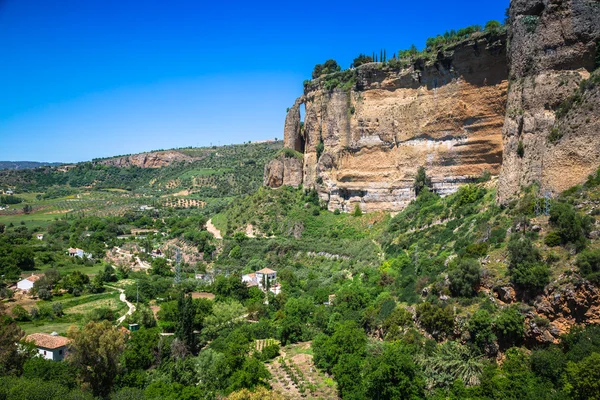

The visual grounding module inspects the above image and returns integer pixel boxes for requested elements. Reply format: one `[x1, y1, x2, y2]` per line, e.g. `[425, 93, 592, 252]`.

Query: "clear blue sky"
[0, 0, 507, 162]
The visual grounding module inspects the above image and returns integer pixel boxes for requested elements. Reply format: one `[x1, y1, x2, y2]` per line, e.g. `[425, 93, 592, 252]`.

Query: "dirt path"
[106, 285, 136, 325]
[206, 219, 222, 239]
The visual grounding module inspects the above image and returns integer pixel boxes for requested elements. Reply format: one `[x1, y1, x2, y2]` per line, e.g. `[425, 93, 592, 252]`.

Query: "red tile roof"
[26, 333, 70, 349]
[256, 268, 276, 274]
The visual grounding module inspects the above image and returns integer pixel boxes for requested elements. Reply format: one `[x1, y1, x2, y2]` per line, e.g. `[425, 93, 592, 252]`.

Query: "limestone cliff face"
[99, 150, 193, 168]
[269, 33, 508, 212]
[263, 154, 303, 188]
[497, 0, 600, 203]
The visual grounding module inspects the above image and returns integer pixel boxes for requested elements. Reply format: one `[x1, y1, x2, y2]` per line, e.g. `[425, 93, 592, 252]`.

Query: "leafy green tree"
[313, 321, 367, 373]
[530, 346, 567, 385]
[494, 306, 525, 348]
[416, 302, 454, 339]
[449, 258, 481, 297]
[507, 234, 549, 293]
[549, 202, 591, 251]
[202, 300, 246, 339]
[280, 296, 315, 345]
[414, 166, 432, 196]
[227, 356, 271, 393]
[60, 271, 89, 295]
[22, 357, 78, 388]
[121, 328, 160, 371]
[565, 353, 600, 400]
[468, 309, 496, 352]
[352, 54, 373, 68]
[484, 20, 502, 32]
[0, 305, 29, 376]
[150, 257, 171, 276]
[364, 342, 425, 399]
[576, 248, 600, 282]
[11, 305, 29, 322]
[333, 353, 365, 399]
[67, 320, 125, 397]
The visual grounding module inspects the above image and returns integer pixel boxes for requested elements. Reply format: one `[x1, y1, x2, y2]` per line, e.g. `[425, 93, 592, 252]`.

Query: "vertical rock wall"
[268, 33, 509, 212]
[497, 0, 600, 203]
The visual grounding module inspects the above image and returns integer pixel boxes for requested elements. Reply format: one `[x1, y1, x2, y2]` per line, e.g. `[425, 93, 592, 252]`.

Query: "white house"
[243, 268, 281, 294]
[256, 268, 277, 290]
[68, 247, 84, 257]
[26, 332, 70, 361]
[16, 274, 41, 292]
[68, 248, 91, 258]
[36, 233, 44, 240]
[242, 273, 258, 287]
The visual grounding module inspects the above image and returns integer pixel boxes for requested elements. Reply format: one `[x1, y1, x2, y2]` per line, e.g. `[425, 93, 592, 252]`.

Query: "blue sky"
[0, 0, 507, 162]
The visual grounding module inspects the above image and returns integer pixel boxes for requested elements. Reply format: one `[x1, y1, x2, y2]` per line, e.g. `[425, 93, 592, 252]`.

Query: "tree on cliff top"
[352, 54, 373, 68]
[312, 60, 341, 79]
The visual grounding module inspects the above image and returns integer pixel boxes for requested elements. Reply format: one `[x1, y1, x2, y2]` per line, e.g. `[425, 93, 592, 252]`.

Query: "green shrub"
[517, 140, 525, 158]
[416, 302, 454, 339]
[352, 204, 363, 217]
[449, 258, 481, 298]
[549, 202, 591, 251]
[523, 15, 538, 33]
[468, 309, 496, 350]
[495, 306, 525, 347]
[544, 231, 561, 247]
[576, 249, 600, 282]
[548, 127, 563, 144]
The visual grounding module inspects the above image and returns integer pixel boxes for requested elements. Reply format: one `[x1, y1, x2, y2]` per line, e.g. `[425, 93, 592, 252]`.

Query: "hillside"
[1, 0, 600, 399]
[0, 161, 63, 170]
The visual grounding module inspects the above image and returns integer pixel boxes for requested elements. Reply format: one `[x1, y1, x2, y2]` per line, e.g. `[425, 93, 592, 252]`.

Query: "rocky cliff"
[98, 150, 193, 168]
[267, 0, 600, 212]
[497, 0, 600, 203]
[266, 32, 508, 212]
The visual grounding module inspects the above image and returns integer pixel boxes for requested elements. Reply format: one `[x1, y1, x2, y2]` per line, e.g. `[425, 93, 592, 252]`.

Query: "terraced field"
[268, 342, 338, 399]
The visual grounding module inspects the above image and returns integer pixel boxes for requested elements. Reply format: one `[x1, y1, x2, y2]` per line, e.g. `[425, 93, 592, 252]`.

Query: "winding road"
[107, 285, 136, 325]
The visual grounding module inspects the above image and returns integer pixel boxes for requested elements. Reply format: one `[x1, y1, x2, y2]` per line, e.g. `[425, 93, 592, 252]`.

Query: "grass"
[19, 321, 79, 336]
[211, 213, 228, 234]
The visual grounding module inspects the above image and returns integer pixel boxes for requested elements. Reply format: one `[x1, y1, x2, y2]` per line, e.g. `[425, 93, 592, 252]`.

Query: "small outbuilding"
[17, 274, 41, 292]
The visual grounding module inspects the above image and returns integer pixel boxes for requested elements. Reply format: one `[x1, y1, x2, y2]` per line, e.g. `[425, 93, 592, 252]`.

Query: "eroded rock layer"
[497, 0, 600, 203]
[268, 34, 508, 212]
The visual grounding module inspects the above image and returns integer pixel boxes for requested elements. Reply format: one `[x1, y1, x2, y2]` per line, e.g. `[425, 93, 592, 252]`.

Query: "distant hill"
[0, 161, 63, 170]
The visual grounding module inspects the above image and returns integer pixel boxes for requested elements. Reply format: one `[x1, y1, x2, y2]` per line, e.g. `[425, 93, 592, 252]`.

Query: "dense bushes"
[577, 249, 600, 282]
[507, 234, 549, 293]
[548, 202, 591, 251]
[449, 258, 481, 297]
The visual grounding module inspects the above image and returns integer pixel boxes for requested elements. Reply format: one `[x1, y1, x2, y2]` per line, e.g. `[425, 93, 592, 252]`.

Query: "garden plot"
[268, 342, 338, 399]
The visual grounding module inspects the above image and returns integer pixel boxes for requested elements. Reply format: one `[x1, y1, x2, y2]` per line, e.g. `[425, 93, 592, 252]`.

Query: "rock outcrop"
[98, 150, 193, 169]
[527, 279, 600, 344]
[270, 33, 508, 212]
[264, 153, 303, 188]
[497, 0, 600, 203]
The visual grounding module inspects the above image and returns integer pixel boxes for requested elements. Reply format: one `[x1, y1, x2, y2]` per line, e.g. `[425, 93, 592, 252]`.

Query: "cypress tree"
[176, 291, 196, 353]
[384, 49, 387, 62]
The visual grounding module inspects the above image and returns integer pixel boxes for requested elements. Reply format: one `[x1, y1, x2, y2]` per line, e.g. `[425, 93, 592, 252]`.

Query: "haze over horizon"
[0, 0, 506, 163]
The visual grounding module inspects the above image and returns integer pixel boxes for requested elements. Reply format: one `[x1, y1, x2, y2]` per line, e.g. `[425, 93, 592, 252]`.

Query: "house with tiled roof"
[242, 268, 281, 295]
[26, 332, 70, 361]
[16, 274, 41, 292]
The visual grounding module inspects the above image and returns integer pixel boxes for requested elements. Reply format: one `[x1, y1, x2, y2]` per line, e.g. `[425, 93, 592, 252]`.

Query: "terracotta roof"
[256, 268, 276, 274]
[22, 274, 41, 283]
[26, 333, 71, 349]
[245, 273, 256, 279]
